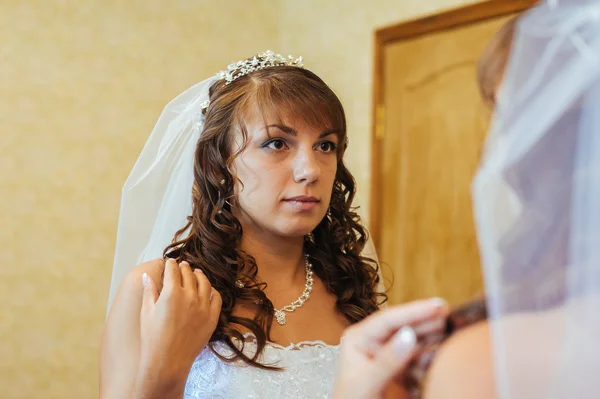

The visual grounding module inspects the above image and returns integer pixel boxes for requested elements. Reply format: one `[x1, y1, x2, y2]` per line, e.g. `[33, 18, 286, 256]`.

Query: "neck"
[239, 228, 306, 289]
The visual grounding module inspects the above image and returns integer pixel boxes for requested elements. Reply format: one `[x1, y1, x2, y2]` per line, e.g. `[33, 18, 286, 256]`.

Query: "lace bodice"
[184, 334, 339, 399]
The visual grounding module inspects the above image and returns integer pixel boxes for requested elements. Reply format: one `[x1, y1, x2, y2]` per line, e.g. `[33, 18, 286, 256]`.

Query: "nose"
[293, 148, 320, 184]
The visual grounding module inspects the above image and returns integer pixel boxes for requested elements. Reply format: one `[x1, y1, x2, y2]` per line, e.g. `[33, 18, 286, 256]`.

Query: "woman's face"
[230, 105, 340, 238]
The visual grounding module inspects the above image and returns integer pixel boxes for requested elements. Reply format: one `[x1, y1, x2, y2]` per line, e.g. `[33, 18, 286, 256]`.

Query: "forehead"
[239, 100, 338, 135]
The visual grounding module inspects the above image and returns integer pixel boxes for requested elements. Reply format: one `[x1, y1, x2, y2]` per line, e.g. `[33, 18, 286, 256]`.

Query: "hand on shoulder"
[101, 258, 223, 399]
[137, 258, 222, 383]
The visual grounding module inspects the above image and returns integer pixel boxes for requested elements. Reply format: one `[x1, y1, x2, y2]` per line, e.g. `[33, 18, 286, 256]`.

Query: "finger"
[141, 272, 159, 313]
[179, 261, 197, 292]
[370, 326, 418, 392]
[412, 316, 447, 337]
[193, 269, 211, 301]
[208, 288, 223, 324]
[346, 298, 448, 350]
[163, 258, 182, 289]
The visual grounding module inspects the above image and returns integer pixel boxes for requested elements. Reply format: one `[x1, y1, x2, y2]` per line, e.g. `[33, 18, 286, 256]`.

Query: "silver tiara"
[199, 50, 304, 112]
[218, 50, 304, 85]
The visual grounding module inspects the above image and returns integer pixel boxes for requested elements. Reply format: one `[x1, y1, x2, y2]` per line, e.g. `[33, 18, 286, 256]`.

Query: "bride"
[99, 51, 448, 398]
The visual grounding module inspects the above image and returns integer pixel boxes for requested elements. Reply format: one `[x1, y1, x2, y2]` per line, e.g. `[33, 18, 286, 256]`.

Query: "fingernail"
[429, 297, 448, 308]
[142, 273, 149, 288]
[194, 268, 203, 274]
[180, 261, 189, 267]
[393, 326, 416, 356]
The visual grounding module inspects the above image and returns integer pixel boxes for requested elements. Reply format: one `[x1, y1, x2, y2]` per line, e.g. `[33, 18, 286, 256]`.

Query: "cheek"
[232, 154, 283, 208]
[320, 162, 338, 203]
[231, 150, 265, 189]
[323, 161, 338, 183]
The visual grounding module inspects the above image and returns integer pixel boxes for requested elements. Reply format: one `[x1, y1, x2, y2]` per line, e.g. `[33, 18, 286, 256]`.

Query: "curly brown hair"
[163, 63, 386, 369]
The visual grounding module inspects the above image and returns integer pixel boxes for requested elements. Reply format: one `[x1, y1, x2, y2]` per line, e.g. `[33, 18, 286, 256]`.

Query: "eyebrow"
[266, 124, 340, 139]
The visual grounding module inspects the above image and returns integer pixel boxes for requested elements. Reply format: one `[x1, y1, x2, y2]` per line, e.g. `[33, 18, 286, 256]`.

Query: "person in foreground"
[332, 1, 600, 397]
[100, 50, 449, 398]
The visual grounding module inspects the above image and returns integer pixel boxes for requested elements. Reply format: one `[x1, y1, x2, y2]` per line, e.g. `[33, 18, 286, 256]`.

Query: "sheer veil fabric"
[472, 1, 600, 396]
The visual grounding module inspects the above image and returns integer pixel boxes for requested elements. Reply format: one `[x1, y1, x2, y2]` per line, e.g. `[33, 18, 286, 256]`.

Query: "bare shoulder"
[423, 321, 496, 399]
[99, 259, 165, 398]
[121, 258, 166, 293]
[103, 258, 165, 332]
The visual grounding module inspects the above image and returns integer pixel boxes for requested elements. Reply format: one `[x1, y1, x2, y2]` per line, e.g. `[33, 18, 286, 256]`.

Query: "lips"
[284, 196, 320, 203]
[282, 196, 321, 211]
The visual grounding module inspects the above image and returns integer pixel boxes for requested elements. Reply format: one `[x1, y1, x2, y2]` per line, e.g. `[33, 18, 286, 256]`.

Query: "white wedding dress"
[183, 333, 340, 398]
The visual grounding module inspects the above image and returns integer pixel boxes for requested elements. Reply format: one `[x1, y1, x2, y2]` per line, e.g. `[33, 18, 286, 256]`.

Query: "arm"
[99, 259, 165, 399]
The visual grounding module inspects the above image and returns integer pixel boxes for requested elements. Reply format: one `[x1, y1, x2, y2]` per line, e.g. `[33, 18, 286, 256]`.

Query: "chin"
[274, 217, 323, 238]
[277, 226, 316, 238]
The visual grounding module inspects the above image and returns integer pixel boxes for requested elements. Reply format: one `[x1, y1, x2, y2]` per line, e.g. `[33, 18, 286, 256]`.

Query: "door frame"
[369, 0, 539, 250]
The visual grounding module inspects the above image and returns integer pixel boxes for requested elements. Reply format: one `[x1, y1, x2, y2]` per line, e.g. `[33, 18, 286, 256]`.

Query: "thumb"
[370, 326, 417, 389]
[141, 272, 159, 312]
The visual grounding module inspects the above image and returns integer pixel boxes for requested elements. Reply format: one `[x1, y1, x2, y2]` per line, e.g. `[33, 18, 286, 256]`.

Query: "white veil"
[107, 59, 385, 314]
[107, 77, 218, 312]
[472, 0, 600, 397]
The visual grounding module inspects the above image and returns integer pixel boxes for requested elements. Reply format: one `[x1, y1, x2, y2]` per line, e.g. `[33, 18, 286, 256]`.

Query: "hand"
[332, 298, 449, 399]
[135, 259, 222, 397]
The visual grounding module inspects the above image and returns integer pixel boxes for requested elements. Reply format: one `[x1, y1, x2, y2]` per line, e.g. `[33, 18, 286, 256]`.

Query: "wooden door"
[371, 1, 537, 306]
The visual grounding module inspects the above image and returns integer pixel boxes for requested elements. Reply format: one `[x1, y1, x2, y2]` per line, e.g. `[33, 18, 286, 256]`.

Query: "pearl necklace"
[235, 255, 314, 326]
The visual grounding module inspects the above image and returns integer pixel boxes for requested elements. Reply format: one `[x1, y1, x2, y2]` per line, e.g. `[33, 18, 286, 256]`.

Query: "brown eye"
[318, 141, 337, 153]
[265, 139, 288, 151]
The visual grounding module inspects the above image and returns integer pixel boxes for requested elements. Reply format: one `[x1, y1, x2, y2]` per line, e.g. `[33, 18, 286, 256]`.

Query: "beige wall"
[1, 0, 479, 397]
